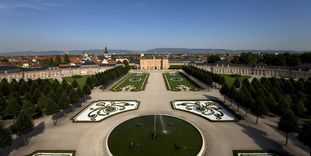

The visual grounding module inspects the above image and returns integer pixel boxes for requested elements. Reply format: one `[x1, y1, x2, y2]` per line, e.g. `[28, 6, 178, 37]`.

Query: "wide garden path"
[8, 70, 310, 156]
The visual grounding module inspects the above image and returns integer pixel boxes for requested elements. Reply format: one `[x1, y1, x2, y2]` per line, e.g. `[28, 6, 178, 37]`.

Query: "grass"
[108, 115, 203, 156]
[111, 73, 149, 92]
[163, 72, 201, 91]
[63, 75, 91, 88]
[219, 74, 250, 87]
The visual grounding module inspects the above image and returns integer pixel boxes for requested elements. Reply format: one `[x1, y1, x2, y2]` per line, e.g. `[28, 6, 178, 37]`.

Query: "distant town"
[0, 47, 310, 81]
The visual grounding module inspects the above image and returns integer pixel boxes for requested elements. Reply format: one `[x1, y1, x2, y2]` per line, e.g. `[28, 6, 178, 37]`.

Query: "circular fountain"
[107, 115, 205, 156]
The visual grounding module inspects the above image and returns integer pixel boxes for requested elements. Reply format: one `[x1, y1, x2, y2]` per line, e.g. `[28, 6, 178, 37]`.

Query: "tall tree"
[0, 94, 6, 117]
[86, 77, 94, 89]
[278, 110, 299, 145]
[294, 100, 306, 123]
[0, 79, 10, 96]
[14, 111, 34, 145]
[0, 121, 11, 148]
[250, 97, 267, 125]
[4, 95, 21, 118]
[82, 84, 91, 101]
[298, 121, 311, 155]
[21, 99, 36, 118]
[58, 92, 70, 109]
[63, 54, 71, 64]
[244, 92, 254, 117]
[265, 93, 277, 113]
[54, 55, 62, 65]
[37, 95, 59, 116]
[207, 54, 221, 63]
[76, 87, 84, 99]
[233, 78, 241, 88]
[71, 80, 79, 88]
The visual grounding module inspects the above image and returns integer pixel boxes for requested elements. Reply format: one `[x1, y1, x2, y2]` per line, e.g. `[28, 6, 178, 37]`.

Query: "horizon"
[0, 0, 311, 52]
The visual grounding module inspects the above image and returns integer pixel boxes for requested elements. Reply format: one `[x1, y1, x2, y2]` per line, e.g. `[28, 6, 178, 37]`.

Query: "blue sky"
[0, 0, 310, 52]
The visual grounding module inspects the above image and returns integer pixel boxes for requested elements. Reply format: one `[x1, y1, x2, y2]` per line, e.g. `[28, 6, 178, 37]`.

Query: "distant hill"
[0, 48, 304, 56]
[0, 49, 137, 56]
[144, 48, 301, 54]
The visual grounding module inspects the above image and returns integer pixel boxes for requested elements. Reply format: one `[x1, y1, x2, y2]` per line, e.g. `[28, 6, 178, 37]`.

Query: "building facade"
[140, 57, 169, 70]
[196, 61, 311, 79]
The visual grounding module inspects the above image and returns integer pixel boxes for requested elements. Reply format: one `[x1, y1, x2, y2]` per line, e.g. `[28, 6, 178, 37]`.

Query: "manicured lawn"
[219, 74, 250, 87]
[163, 72, 201, 91]
[111, 73, 149, 92]
[63, 75, 91, 88]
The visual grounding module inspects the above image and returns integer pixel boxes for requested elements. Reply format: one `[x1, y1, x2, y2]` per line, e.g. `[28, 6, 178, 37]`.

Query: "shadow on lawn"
[0, 122, 45, 156]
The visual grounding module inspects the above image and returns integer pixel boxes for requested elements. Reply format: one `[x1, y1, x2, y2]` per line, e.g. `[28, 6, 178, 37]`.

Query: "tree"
[54, 55, 62, 65]
[298, 121, 311, 155]
[278, 110, 299, 145]
[0, 121, 11, 148]
[0, 94, 6, 117]
[14, 111, 34, 145]
[250, 97, 267, 125]
[220, 83, 229, 96]
[69, 90, 79, 104]
[233, 78, 241, 88]
[45, 96, 59, 115]
[0, 79, 10, 96]
[47, 57, 54, 66]
[294, 100, 306, 123]
[58, 92, 70, 109]
[82, 84, 91, 101]
[63, 54, 71, 64]
[86, 77, 94, 89]
[37, 95, 59, 116]
[76, 87, 84, 99]
[207, 55, 221, 63]
[21, 99, 36, 118]
[265, 93, 277, 113]
[71, 80, 79, 88]
[244, 92, 254, 117]
[4, 95, 21, 118]
[62, 79, 69, 89]
[123, 60, 129, 66]
[277, 95, 292, 116]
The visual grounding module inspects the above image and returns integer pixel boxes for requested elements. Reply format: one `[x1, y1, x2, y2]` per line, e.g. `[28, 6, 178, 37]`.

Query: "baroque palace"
[196, 61, 311, 79]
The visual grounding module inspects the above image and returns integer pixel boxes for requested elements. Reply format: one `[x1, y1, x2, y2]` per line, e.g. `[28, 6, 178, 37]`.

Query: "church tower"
[104, 46, 108, 54]
[102, 46, 111, 64]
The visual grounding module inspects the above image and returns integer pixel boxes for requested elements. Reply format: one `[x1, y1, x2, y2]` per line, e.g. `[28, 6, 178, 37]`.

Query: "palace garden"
[0, 65, 310, 156]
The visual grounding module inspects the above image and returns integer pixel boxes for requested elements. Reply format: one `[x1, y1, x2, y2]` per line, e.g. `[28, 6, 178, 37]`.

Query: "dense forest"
[0, 65, 130, 148]
[183, 65, 311, 148]
[230, 52, 311, 66]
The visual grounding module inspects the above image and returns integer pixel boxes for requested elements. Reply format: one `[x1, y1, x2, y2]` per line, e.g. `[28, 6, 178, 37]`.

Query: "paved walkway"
[7, 71, 310, 156]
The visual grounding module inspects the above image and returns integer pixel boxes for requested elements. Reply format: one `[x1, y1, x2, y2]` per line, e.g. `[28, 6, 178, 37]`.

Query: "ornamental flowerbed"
[171, 100, 237, 122]
[27, 150, 76, 156]
[233, 150, 280, 156]
[163, 72, 201, 91]
[111, 73, 149, 92]
[72, 100, 139, 122]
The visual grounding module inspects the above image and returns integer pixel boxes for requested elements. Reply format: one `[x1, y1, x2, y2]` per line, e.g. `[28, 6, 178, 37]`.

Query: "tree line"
[0, 65, 130, 148]
[231, 52, 311, 66]
[182, 65, 311, 149]
[182, 65, 225, 86]
[39, 54, 71, 66]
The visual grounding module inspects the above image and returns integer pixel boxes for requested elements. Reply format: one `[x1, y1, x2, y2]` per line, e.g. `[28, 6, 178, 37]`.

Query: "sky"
[0, 0, 310, 52]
